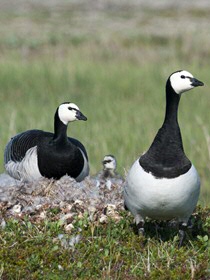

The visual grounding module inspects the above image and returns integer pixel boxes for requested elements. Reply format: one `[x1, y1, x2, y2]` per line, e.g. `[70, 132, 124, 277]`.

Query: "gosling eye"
[181, 75, 186, 79]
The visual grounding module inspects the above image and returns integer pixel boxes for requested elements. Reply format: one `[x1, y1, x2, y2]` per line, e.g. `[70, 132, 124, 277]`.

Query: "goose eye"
[68, 107, 76, 111]
[181, 75, 186, 79]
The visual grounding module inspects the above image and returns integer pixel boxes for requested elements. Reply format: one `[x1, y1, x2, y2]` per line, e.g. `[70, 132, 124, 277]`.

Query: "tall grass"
[0, 49, 210, 205]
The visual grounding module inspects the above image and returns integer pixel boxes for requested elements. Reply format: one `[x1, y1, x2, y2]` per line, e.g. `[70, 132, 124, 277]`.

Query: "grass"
[0, 1, 210, 279]
[0, 206, 209, 279]
[0, 53, 209, 204]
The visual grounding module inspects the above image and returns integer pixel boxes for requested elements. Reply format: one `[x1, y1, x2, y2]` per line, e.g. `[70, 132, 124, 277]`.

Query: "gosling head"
[102, 155, 117, 171]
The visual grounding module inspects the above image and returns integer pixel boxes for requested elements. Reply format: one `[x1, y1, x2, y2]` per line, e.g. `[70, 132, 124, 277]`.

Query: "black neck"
[149, 79, 183, 150]
[163, 79, 181, 125]
[139, 77, 191, 178]
[53, 109, 68, 142]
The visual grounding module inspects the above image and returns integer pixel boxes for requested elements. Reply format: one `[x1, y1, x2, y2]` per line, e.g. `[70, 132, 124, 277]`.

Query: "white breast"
[124, 159, 200, 222]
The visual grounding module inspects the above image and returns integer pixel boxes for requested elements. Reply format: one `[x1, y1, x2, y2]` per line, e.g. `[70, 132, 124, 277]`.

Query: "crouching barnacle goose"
[124, 70, 204, 247]
[4, 102, 89, 183]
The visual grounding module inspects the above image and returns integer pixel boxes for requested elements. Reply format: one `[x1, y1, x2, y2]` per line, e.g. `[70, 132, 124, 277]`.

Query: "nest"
[0, 174, 125, 229]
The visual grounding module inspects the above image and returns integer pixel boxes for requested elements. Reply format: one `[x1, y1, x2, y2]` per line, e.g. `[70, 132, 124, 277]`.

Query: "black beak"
[76, 110, 87, 121]
[190, 77, 204, 87]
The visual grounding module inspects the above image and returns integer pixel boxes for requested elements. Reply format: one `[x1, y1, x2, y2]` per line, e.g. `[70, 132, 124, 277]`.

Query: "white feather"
[170, 70, 194, 95]
[5, 146, 42, 182]
[124, 160, 200, 223]
[58, 103, 79, 125]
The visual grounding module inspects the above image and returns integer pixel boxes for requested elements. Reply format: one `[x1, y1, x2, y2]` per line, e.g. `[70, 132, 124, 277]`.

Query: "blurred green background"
[0, 0, 210, 204]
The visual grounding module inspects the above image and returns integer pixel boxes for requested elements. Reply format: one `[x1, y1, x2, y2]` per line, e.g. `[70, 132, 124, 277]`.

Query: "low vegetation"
[0, 1, 209, 279]
[0, 206, 209, 279]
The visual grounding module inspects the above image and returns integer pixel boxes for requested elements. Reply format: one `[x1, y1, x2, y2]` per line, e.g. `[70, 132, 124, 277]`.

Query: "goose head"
[169, 70, 204, 95]
[102, 155, 117, 171]
[58, 102, 87, 125]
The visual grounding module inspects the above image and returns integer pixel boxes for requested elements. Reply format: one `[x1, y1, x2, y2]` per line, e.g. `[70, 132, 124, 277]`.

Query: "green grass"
[0, 206, 209, 279]
[0, 52, 210, 204]
[0, 2, 210, 279]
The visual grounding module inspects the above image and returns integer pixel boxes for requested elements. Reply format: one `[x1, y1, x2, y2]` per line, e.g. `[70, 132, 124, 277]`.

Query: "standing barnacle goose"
[4, 102, 89, 183]
[124, 70, 204, 247]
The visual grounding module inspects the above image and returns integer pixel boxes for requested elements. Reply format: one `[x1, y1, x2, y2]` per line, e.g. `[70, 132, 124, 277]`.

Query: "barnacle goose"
[95, 155, 123, 189]
[124, 70, 204, 247]
[4, 102, 89, 182]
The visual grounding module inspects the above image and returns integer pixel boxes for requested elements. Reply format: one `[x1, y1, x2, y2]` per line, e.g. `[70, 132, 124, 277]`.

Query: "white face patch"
[103, 155, 117, 170]
[58, 103, 80, 125]
[170, 70, 194, 95]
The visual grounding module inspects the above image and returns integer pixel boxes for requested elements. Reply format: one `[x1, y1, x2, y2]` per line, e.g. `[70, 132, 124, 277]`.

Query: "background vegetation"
[0, 1, 209, 279]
